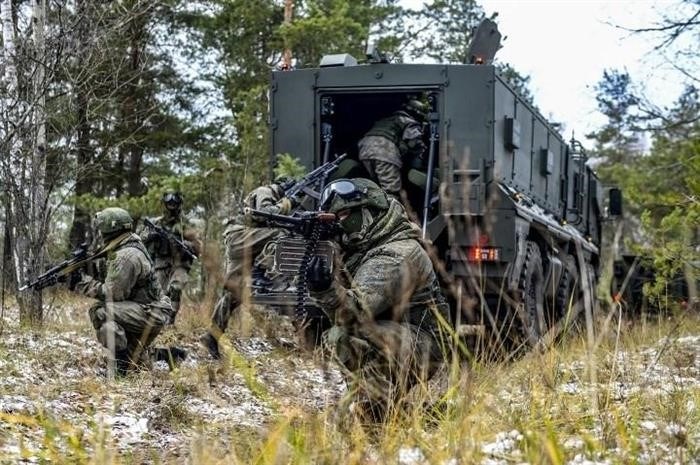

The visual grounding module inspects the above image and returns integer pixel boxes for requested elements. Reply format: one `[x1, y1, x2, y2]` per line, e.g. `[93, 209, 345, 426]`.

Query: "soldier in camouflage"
[71, 207, 173, 376]
[142, 192, 200, 324]
[357, 99, 427, 197]
[307, 178, 450, 422]
[201, 182, 296, 359]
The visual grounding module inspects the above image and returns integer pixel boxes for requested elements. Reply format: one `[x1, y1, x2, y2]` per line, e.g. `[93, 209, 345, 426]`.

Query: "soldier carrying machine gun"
[244, 208, 339, 345]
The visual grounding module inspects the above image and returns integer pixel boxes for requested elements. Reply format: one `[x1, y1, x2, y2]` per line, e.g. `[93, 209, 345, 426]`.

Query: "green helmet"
[402, 99, 428, 121]
[319, 178, 389, 214]
[162, 191, 183, 213]
[94, 207, 133, 235]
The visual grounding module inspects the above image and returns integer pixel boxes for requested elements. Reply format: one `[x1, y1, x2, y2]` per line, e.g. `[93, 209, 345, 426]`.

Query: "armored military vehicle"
[265, 21, 622, 348]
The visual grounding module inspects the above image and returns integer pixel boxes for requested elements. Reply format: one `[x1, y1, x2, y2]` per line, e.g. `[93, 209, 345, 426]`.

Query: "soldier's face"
[338, 207, 374, 247]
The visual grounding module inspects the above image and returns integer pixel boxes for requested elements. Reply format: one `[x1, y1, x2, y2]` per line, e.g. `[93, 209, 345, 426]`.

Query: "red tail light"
[467, 247, 501, 262]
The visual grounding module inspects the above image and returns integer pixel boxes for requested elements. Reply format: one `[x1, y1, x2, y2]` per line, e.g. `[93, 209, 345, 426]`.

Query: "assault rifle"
[19, 243, 93, 291]
[142, 218, 197, 261]
[280, 153, 347, 200]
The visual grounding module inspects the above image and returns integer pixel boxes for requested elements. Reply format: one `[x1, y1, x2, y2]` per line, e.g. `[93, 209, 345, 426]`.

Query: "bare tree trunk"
[1, 0, 50, 325]
[68, 0, 94, 249]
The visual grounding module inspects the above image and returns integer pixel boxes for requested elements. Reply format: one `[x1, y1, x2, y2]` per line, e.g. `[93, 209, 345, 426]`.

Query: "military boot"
[200, 332, 221, 360]
[114, 349, 131, 377]
[153, 346, 188, 370]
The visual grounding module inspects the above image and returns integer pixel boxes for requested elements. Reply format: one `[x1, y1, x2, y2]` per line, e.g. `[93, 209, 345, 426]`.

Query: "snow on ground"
[0, 304, 345, 462]
[0, 302, 698, 464]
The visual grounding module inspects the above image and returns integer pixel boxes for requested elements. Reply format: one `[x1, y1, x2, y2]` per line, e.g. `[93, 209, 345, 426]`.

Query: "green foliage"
[407, 0, 490, 64]
[406, 1, 535, 104]
[273, 154, 307, 181]
[590, 67, 699, 306]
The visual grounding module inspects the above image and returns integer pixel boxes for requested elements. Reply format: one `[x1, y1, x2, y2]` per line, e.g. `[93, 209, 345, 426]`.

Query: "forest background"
[0, 0, 698, 324]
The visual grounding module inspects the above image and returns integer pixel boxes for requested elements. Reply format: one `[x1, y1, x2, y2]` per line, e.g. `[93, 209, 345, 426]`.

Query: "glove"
[277, 197, 293, 215]
[306, 256, 332, 292]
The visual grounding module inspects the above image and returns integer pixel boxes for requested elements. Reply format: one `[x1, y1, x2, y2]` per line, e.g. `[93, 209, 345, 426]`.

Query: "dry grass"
[0, 292, 699, 464]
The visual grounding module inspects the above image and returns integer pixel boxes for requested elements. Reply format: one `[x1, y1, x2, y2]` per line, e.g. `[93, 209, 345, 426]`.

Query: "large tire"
[515, 241, 546, 348]
[554, 256, 578, 320]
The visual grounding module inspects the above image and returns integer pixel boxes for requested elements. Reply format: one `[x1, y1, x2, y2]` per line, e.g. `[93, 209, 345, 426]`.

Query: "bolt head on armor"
[94, 207, 133, 235]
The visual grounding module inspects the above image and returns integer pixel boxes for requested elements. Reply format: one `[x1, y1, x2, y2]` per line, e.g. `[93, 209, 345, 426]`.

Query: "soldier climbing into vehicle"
[141, 191, 201, 324]
[357, 97, 428, 199]
[306, 178, 451, 423]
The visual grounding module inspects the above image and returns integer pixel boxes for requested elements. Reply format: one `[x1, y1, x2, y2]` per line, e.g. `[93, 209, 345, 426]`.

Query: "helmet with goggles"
[319, 178, 389, 214]
[162, 191, 183, 211]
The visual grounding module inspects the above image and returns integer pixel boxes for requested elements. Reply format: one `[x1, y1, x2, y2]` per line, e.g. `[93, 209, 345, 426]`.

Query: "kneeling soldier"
[71, 207, 173, 376]
[307, 178, 450, 422]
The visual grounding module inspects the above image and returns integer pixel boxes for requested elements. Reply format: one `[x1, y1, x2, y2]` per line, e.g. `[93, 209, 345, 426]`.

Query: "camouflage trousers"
[88, 301, 171, 365]
[211, 225, 281, 332]
[358, 135, 402, 196]
[323, 320, 443, 422]
[155, 265, 190, 316]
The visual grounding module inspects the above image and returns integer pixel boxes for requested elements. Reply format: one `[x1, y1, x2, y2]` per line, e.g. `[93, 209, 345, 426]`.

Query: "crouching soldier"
[201, 182, 295, 359]
[70, 207, 173, 376]
[307, 178, 450, 422]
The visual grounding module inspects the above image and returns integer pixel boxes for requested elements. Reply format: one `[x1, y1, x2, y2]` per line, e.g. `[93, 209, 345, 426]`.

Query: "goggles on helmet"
[162, 192, 182, 205]
[319, 180, 367, 211]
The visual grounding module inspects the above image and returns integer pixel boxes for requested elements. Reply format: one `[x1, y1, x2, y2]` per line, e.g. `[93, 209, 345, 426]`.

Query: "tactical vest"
[364, 112, 415, 149]
[118, 239, 164, 305]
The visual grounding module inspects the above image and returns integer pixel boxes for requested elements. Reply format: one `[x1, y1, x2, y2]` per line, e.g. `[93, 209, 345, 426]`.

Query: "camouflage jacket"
[225, 183, 292, 234]
[363, 111, 425, 159]
[142, 213, 200, 270]
[75, 234, 171, 308]
[314, 199, 449, 335]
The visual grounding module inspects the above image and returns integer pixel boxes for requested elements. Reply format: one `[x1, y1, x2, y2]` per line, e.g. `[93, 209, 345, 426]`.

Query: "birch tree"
[1, 0, 52, 325]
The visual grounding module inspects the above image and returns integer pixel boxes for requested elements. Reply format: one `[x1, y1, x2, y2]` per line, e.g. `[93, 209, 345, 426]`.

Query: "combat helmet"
[319, 178, 389, 214]
[320, 178, 390, 246]
[94, 207, 133, 236]
[401, 98, 428, 121]
[162, 191, 183, 211]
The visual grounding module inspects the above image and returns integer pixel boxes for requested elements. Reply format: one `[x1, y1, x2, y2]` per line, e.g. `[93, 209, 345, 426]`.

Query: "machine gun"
[142, 218, 197, 261]
[244, 209, 339, 238]
[244, 208, 338, 339]
[280, 153, 347, 200]
[19, 243, 95, 291]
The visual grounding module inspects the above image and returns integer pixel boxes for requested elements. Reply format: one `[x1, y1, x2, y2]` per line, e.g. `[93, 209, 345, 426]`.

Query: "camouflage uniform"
[310, 178, 449, 421]
[358, 109, 425, 197]
[75, 208, 172, 374]
[204, 183, 292, 356]
[142, 206, 200, 321]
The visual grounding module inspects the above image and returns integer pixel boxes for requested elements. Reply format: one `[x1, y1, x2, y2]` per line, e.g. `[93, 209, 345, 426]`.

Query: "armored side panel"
[493, 75, 566, 218]
[271, 69, 318, 170]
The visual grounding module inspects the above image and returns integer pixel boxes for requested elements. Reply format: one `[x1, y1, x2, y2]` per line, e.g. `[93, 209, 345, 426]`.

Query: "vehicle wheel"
[515, 240, 546, 348]
[555, 256, 578, 320]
